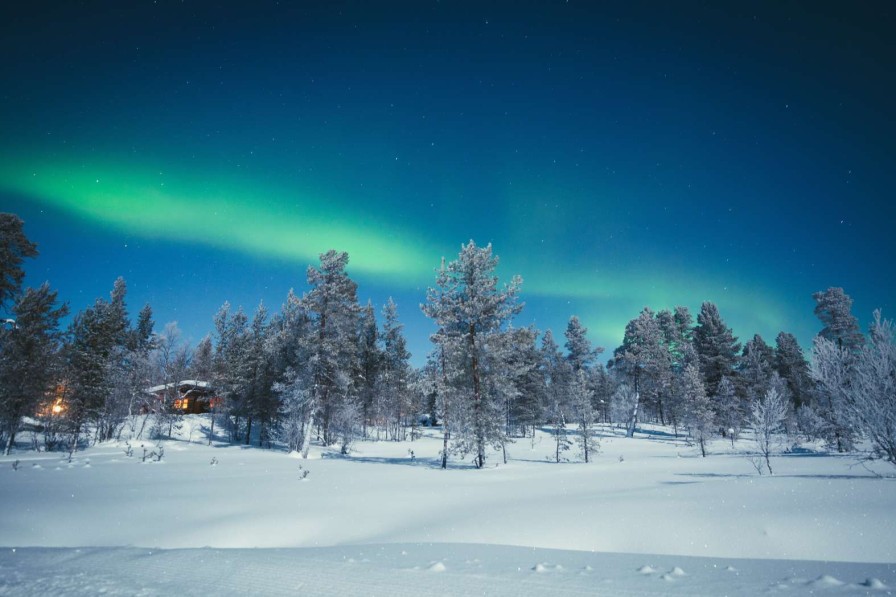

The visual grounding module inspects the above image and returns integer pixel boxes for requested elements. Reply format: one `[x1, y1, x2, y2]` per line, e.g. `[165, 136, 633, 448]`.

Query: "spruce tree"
[564, 316, 601, 372]
[693, 302, 741, 397]
[773, 332, 812, 409]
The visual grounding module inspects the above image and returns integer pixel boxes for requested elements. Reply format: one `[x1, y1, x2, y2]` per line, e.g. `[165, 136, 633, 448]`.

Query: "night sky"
[2, 1, 893, 363]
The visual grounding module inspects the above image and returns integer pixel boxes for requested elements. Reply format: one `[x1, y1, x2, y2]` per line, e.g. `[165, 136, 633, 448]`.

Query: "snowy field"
[1, 418, 894, 595]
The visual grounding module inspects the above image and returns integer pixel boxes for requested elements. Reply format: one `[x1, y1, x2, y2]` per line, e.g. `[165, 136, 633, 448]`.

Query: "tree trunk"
[582, 414, 589, 463]
[441, 426, 449, 469]
[469, 324, 484, 469]
[626, 390, 640, 438]
[4, 431, 14, 456]
[301, 410, 315, 459]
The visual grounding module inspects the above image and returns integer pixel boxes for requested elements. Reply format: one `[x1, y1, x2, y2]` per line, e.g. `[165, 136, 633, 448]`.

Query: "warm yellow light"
[51, 404, 63, 414]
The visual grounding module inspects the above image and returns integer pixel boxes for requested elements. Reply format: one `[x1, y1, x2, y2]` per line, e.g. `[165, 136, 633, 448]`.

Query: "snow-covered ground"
[1, 419, 894, 595]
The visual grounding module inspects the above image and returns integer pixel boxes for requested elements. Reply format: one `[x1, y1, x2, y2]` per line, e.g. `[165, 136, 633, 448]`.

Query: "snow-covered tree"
[356, 301, 381, 437]
[812, 310, 896, 467]
[813, 287, 863, 352]
[739, 334, 775, 402]
[541, 329, 571, 461]
[713, 376, 741, 444]
[304, 250, 361, 447]
[751, 386, 789, 475]
[613, 308, 668, 436]
[565, 316, 601, 373]
[266, 289, 315, 452]
[570, 369, 598, 462]
[212, 302, 250, 442]
[64, 277, 135, 447]
[681, 363, 714, 457]
[421, 241, 523, 469]
[610, 383, 637, 429]
[505, 327, 544, 438]
[380, 297, 412, 440]
[150, 321, 192, 439]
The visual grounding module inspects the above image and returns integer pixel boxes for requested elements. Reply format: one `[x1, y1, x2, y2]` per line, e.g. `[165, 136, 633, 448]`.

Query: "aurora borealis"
[1, 2, 893, 361]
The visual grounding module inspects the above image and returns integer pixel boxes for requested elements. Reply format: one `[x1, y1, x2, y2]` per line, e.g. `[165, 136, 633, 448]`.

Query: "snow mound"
[637, 565, 657, 574]
[532, 563, 563, 573]
[808, 574, 844, 587]
[427, 561, 446, 572]
[669, 566, 687, 577]
[862, 578, 888, 590]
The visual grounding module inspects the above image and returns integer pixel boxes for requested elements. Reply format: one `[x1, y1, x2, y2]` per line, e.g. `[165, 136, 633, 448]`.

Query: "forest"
[1, 212, 894, 471]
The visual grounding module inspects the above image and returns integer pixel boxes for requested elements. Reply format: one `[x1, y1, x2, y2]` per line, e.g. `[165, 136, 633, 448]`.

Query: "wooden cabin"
[147, 380, 219, 414]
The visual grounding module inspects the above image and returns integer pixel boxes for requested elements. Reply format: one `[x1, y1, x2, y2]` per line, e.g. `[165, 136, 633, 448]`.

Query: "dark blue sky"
[1, 1, 893, 363]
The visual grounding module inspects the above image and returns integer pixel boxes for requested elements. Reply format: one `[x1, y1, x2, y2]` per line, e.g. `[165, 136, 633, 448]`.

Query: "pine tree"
[64, 278, 135, 446]
[740, 335, 774, 400]
[810, 289, 865, 453]
[813, 287, 863, 351]
[211, 302, 251, 443]
[693, 302, 741, 398]
[304, 250, 361, 448]
[421, 241, 522, 469]
[268, 291, 315, 453]
[0, 284, 67, 454]
[657, 306, 694, 435]
[0, 213, 38, 310]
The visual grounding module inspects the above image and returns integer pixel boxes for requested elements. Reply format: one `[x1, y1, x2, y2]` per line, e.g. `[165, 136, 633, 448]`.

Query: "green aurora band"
[2, 156, 792, 347]
[1, 157, 436, 281]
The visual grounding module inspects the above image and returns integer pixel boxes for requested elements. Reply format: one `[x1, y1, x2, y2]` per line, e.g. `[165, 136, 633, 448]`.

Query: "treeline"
[1, 214, 894, 469]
